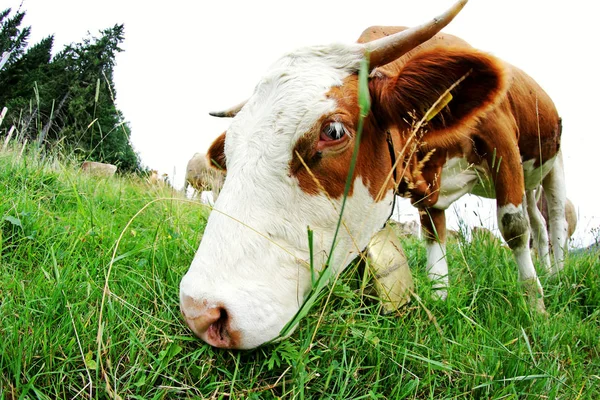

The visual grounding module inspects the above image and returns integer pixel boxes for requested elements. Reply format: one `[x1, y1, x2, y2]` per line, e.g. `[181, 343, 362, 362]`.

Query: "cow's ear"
[207, 132, 226, 171]
[372, 47, 507, 138]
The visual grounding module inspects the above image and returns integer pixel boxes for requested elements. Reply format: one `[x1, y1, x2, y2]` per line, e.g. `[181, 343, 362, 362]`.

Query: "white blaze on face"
[180, 43, 394, 349]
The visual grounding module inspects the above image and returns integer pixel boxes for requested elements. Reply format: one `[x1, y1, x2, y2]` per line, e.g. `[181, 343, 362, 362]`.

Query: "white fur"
[180, 43, 394, 349]
[526, 188, 551, 269]
[431, 154, 565, 284]
[513, 245, 546, 313]
[540, 152, 568, 273]
[434, 154, 559, 210]
[425, 241, 448, 299]
[180, 177, 393, 348]
[425, 152, 556, 309]
[496, 202, 545, 306]
[523, 153, 567, 273]
[496, 203, 536, 279]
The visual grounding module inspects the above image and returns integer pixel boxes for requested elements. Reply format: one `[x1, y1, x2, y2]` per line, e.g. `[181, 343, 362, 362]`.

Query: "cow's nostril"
[181, 296, 235, 348]
[216, 308, 228, 337]
[206, 307, 230, 344]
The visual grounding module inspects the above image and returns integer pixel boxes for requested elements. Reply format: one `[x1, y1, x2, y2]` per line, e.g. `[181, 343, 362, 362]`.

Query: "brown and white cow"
[535, 188, 577, 240]
[529, 187, 576, 259]
[180, 0, 568, 349]
[184, 152, 225, 201]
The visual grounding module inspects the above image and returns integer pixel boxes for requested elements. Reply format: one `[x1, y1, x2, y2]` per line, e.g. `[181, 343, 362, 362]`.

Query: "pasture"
[0, 148, 598, 399]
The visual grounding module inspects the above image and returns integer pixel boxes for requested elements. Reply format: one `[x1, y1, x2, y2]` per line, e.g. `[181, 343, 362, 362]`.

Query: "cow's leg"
[526, 188, 551, 270]
[541, 152, 568, 274]
[420, 207, 448, 300]
[476, 122, 548, 312]
[492, 140, 549, 316]
[497, 200, 546, 313]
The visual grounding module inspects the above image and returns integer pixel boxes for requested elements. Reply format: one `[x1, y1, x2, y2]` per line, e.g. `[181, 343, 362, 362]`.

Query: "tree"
[0, 35, 54, 132]
[0, 18, 143, 172]
[0, 8, 31, 68]
[48, 24, 141, 171]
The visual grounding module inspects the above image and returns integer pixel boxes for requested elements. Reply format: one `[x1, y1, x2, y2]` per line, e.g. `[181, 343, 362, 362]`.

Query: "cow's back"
[505, 66, 561, 164]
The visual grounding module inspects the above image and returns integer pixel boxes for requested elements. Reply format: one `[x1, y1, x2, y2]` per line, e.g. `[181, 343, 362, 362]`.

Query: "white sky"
[6, 0, 600, 247]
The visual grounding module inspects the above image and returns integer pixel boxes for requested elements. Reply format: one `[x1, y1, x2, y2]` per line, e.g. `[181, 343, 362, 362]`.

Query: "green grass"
[0, 148, 598, 399]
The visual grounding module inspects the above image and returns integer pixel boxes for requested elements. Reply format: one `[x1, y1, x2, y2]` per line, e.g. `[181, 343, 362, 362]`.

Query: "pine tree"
[0, 8, 31, 68]
[48, 24, 141, 171]
[0, 36, 54, 129]
[1, 16, 143, 172]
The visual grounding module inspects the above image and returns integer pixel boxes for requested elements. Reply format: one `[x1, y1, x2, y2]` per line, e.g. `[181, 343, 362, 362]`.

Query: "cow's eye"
[321, 122, 348, 141]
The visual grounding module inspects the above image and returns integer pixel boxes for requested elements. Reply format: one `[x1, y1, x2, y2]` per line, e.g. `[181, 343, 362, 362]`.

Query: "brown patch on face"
[288, 114, 329, 193]
[290, 75, 397, 202]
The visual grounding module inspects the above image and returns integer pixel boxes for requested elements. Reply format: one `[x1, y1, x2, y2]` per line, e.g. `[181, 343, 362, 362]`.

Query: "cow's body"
[148, 169, 159, 185]
[180, 0, 567, 349]
[357, 27, 566, 303]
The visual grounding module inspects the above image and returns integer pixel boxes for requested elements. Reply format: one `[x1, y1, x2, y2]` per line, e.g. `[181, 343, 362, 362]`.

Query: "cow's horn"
[209, 100, 247, 118]
[364, 0, 468, 69]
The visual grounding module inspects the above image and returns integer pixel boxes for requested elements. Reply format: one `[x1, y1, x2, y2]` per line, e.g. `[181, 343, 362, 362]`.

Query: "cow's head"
[180, 0, 507, 349]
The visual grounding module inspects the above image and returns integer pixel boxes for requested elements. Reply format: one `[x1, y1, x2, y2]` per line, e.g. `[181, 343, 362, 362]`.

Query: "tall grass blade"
[279, 55, 371, 338]
[308, 227, 315, 286]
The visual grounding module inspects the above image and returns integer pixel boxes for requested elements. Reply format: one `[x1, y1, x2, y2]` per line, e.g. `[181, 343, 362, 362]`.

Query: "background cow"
[147, 169, 159, 185]
[184, 152, 225, 202]
[529, 187, 577, 257]
[537, 187, 577, 239]
[180, 0, 566, 349]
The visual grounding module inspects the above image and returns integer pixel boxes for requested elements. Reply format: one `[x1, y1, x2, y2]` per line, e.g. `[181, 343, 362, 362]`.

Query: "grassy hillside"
[0, 148, 598, 399]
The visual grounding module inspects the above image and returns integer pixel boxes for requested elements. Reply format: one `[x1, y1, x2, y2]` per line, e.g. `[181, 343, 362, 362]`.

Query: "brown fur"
[291, 78, 394, 200]
[289, 27, 560, 223]
[207, 132, 227, 171]
[363, 27, 561, 209]
[208, 27, 561, 242]
[421, 208, 447, 243]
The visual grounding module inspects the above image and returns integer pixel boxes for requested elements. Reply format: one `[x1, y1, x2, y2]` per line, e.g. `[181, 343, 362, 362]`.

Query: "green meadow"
[0, 147, 598, 399]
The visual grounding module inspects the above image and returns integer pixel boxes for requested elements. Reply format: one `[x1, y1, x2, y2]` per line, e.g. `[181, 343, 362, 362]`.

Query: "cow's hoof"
[529, 297, 549, 316]
[431, 286, 448, 301]
[521, 278, 548, 315]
